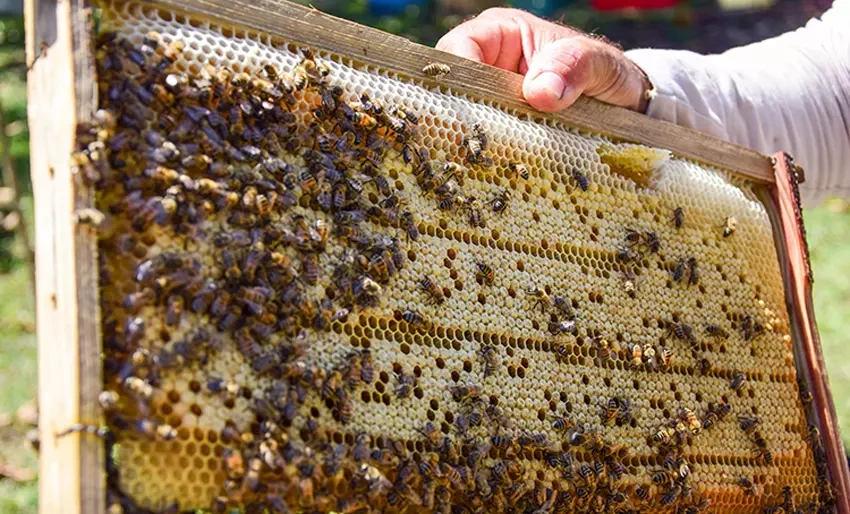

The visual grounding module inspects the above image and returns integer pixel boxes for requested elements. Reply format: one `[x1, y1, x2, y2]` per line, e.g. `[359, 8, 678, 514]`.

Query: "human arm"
[437, 2, 850, 206]
[626, 0, 850, 205]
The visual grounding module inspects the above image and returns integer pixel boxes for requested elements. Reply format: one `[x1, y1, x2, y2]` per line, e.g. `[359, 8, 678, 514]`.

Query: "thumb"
[522, 37, 635, 112]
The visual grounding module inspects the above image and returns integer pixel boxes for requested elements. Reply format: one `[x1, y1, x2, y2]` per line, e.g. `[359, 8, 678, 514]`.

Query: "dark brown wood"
[25, 0, 104, 513]
[757, 153, 850, 514]
[149, 0, 775, 185]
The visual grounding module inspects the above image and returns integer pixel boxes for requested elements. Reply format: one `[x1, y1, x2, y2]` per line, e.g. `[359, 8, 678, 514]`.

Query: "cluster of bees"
[66, 17, 835, 514]
[75, 30, 612, 514]
[525, 287, 579, 337]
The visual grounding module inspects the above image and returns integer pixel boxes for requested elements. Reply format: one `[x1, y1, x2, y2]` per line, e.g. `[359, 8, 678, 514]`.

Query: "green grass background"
[1, 11, 850, 514]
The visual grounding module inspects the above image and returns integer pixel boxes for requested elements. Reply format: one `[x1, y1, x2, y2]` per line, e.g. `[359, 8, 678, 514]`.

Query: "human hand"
[436, 8, 652, 113]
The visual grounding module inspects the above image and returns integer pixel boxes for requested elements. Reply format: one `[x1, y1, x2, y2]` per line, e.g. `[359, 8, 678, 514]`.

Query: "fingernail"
[531, 71, 566, 100]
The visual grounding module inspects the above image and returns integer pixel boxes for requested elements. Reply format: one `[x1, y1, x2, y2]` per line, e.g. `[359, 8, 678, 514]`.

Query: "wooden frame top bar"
[150, 0, 775, 185]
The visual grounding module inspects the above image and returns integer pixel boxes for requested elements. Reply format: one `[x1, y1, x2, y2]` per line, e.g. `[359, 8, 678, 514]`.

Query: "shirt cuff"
[625, 48, 730, 141]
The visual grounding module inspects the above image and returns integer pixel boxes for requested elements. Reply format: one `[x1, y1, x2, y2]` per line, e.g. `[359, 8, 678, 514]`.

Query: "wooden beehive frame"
[24, 0, 848, 512]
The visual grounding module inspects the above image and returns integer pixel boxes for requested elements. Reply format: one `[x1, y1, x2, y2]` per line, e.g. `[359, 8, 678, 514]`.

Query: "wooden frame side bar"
[758, 153, 850, 514]
[148, 0, 774, 185]
[25, 0, 104, 513]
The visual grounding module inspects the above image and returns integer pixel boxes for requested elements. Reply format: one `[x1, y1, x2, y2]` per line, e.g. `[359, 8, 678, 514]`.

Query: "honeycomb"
[77, 1, 833, 513]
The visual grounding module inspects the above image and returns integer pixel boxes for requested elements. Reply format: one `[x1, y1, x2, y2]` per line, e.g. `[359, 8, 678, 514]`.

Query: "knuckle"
[553, 39, 591, 71]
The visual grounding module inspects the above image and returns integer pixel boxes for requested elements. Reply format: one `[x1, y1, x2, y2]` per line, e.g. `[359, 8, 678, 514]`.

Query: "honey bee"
[165, 295, 184, 326]
[349, 110, 378, 130]
[781, 485, 796, 513]
[570, 168, 589, 191]
[463, 123, 488, 163]
[402, 309, 430, 329]
[241, 457, 263, 493]
[673, 207, 684, 228]
[592, 337, 612, 363]
[518, 431, 550, 450]
[549, 320, 576, 335]
[509, 162, 530, 180]
[741, 314, 764, 341]
[479, 344, 500, 378]
[601, 398, 620, 425]
[489, 189, 511, 214]
[617, 245, 643, 263]
[753, 433, 772, 464]
[679, 407, 701, 434]
[644, 231, 660, 253]
[553, 295, 573, 318]
[731, 370, 746, 390]
[666, 260, 685, 285]
[653, 426, 676, 446]
[435, 178, 460, 201]
[475, 262, 495, 286]
[390, 105, 419, 127]
[420, 276, 445, 305]
[322, 369, 344, 401]
[394, 370, 417, 399]
[450, 383, 483, 402]
[123, 376, 153, 402]
[713, 401, 732, 420]
[799, 379, 813, 406]
[422, 62, 451, 78]
[337, 395, 354, 425]
[705, 324, 729, 340]
[222, 448, 245, 479]
[687, 257, 699, 286]
[486, 404, 513, 430]
[360, 349, 375, 384]
[616, 398, 633, 426]
[416, 421, 442, 448]
[621, 268, 639, 298]
[465, 197, 486, 228]
[629, 343, 643, 370]
[352, 432, 371, 462]
[123, 289, 155, 313]
[625, 228, 643, 246]
[696, 357, 712, 375]
[737, 477, 756, 495]
[550, 413, 574, 431]
[806, 424, 821, 445]
[738, 414, 761, 434]
[74, 207, 107, 229]
[661, 485, 681, 506]
[723, 215, 738, 237]
[526, 287, 552, 313]
[659, 347, 673, 369]
[400, 210, 419, 242]
[668, 321, 696, 345]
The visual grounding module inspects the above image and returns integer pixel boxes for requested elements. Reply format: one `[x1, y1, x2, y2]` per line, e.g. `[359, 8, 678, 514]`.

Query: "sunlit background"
[0, 0, 846, 511]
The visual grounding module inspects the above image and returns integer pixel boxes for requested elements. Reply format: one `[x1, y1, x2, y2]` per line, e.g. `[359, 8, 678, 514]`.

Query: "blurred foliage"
[293, 0, 459, 46]
[0, 16, 28, 194]
[294, 0, 831, 52]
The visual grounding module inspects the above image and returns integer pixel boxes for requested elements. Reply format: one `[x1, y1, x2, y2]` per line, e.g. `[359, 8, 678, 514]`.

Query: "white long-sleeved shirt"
[625, 0, 850, 206]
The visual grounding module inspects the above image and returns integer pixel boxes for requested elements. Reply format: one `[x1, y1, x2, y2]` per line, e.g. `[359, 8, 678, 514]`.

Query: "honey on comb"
[76, 1, 836, 513]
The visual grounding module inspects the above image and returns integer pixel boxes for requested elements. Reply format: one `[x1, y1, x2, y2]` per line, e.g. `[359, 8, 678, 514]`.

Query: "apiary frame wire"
[23, 0, 850, 513]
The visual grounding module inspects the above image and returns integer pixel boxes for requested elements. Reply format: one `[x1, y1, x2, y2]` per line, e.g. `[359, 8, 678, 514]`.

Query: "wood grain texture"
[757, 154, 850, 514]
[148, 0, 775, 185]
[25, 0, 104, 513]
